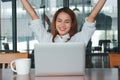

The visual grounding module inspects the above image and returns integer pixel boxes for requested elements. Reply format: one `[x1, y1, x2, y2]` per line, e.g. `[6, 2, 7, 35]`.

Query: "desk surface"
[0, 68, 119, 80]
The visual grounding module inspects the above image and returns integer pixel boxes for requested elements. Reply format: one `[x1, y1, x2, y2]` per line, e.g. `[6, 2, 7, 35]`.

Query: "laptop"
[34, 43, 86, 76]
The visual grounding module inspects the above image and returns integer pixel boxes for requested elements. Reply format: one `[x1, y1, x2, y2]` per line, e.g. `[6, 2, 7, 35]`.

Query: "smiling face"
[51, 7, 78, 42]
[55, 12, 72, 36]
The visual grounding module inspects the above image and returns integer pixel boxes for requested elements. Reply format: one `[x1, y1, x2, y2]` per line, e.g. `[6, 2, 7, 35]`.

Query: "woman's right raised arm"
[21, 0, 39, 20]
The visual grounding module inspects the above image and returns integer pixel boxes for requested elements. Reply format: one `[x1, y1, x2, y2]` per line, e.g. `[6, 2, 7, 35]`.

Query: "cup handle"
[10, 60, 17, 73]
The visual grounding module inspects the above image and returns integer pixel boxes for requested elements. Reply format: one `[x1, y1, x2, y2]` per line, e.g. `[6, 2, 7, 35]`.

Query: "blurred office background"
[0, 0, 119, 68]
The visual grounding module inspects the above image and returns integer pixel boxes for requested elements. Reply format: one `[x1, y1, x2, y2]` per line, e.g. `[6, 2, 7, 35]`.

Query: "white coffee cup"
[10, 58, 31, 75]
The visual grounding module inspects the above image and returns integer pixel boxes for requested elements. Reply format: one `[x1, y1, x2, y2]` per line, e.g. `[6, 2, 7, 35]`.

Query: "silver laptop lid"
[34, 43, 86, 76]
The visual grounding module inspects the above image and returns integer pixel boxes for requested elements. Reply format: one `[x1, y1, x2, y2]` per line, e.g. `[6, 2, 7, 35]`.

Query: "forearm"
[21, 0, 39, 20]
[87, 0, 106, 22]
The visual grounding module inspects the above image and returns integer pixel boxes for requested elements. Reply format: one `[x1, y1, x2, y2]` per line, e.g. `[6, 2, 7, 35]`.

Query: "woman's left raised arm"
[87, 0, 107, 22]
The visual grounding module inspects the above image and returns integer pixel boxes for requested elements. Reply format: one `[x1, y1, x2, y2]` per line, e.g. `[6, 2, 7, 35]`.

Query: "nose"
[61, 22, 65, 28]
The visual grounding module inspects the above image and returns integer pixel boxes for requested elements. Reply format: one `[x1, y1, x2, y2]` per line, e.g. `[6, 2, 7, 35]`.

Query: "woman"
[21, 0, 106, 46]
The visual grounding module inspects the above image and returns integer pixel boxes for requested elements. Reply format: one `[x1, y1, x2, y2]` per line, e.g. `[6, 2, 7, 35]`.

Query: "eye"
[56, 19, 62, 22]
[65, 20, 71, 23]
[57, 20, 61, 22]
[65, 21, 70, 23]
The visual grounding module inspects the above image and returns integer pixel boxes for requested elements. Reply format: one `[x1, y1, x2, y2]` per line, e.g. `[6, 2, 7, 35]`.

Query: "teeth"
[60, 28, 65, 31]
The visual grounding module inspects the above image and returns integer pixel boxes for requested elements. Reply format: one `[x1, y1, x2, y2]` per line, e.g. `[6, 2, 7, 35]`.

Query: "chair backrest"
[109, 53, 120, 68]
[0, 52, 28, 69]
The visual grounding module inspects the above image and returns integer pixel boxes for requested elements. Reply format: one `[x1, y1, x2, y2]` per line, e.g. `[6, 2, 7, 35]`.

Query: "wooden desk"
[0, 68, 119, 80]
